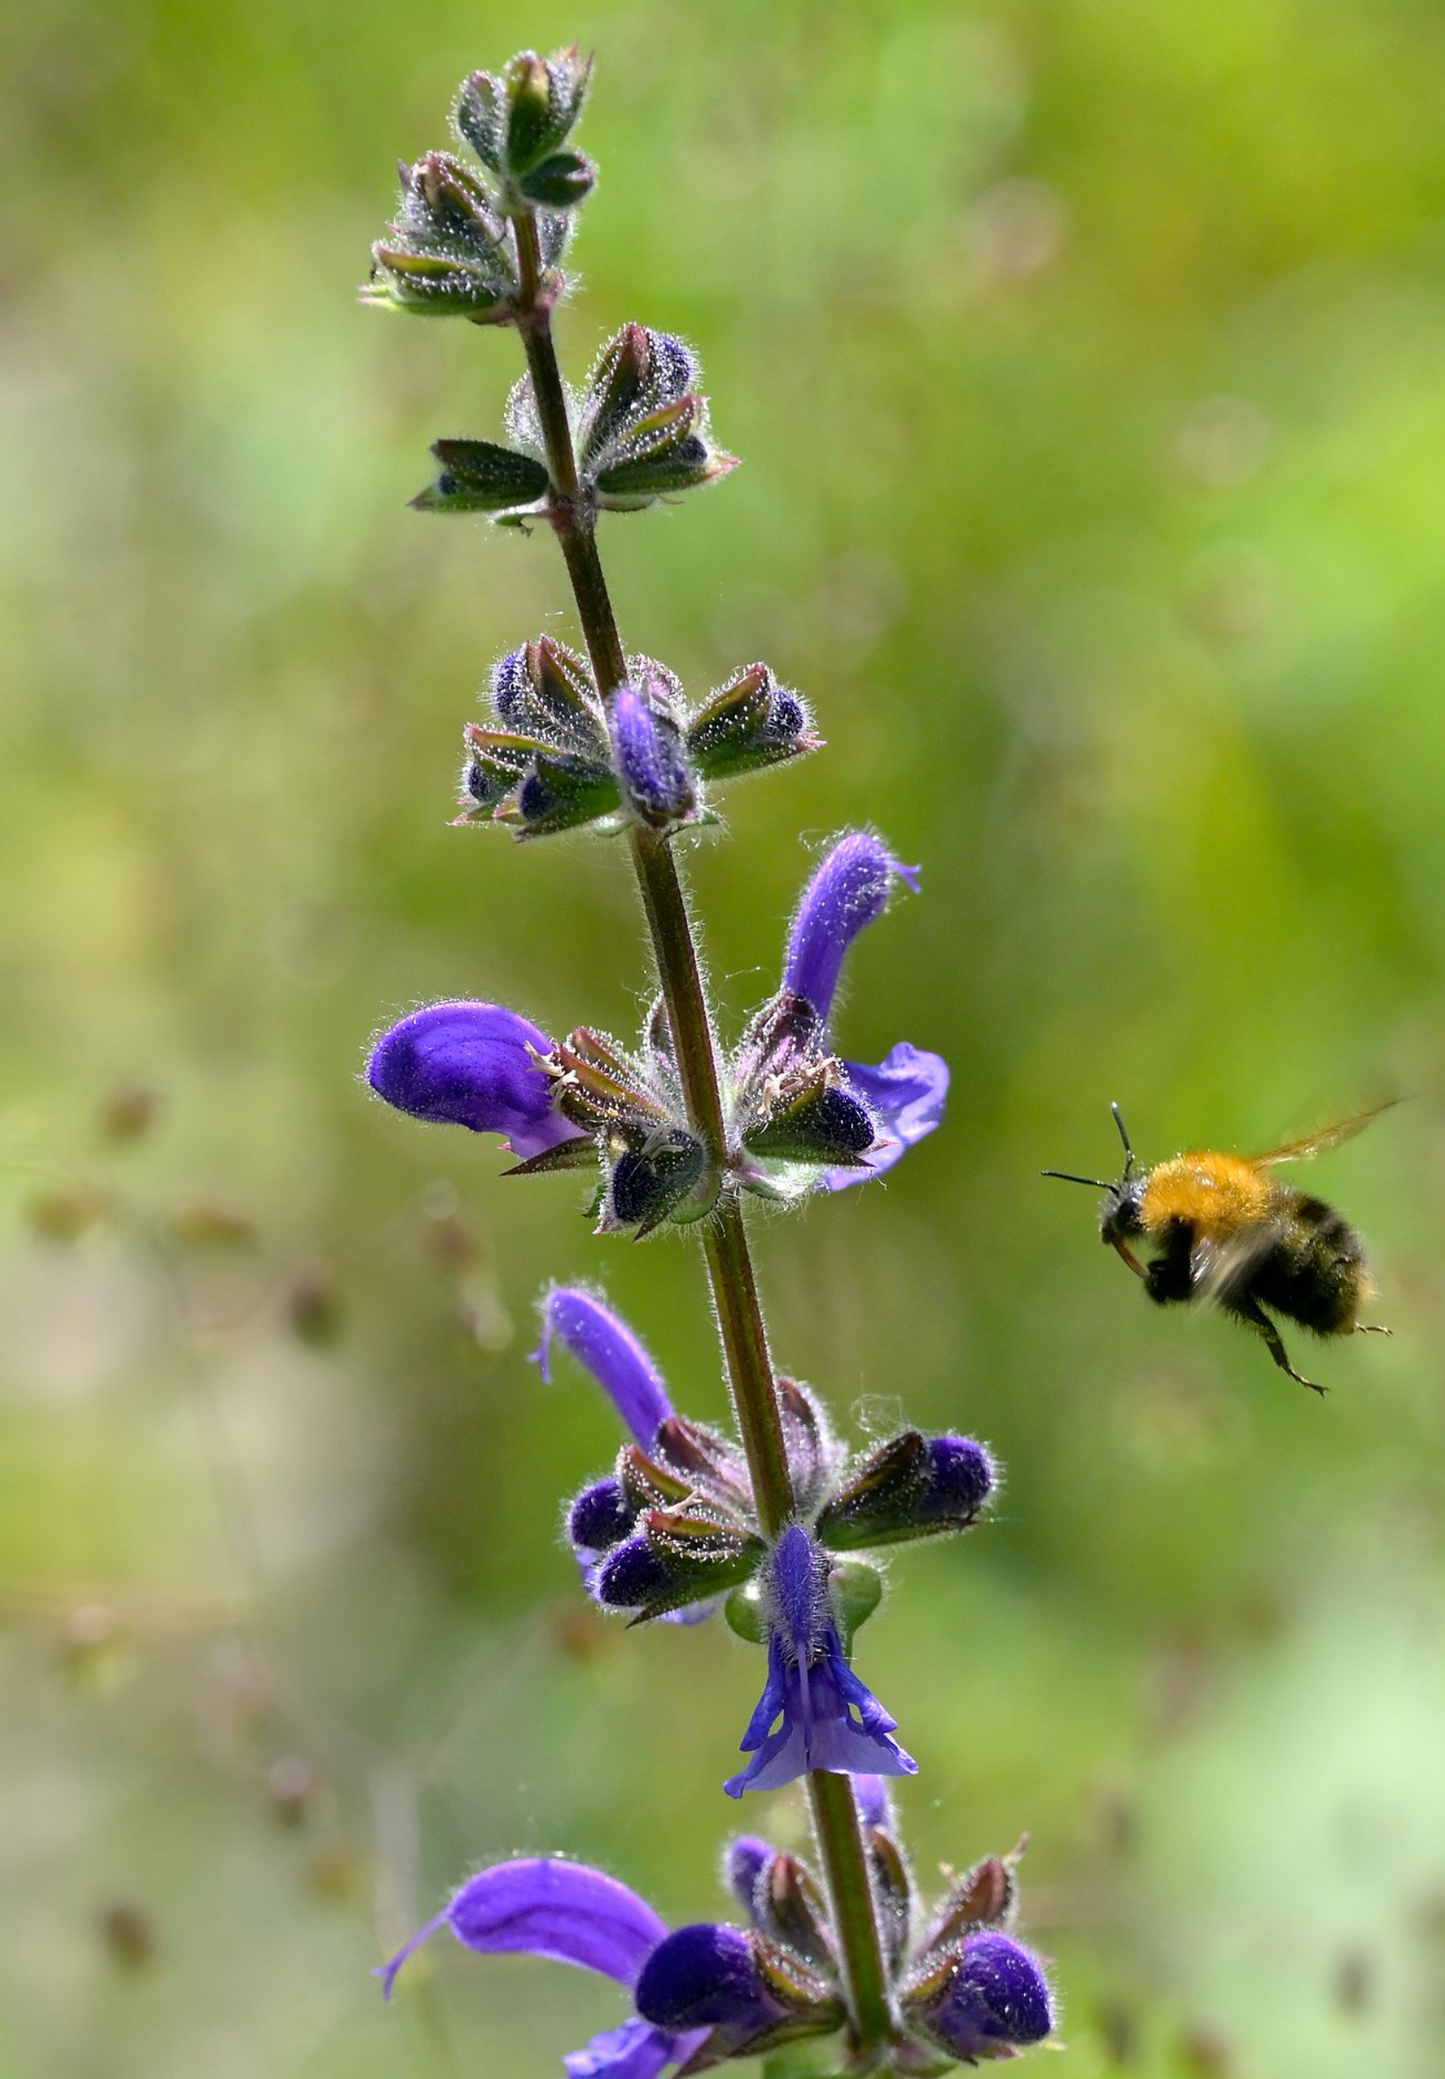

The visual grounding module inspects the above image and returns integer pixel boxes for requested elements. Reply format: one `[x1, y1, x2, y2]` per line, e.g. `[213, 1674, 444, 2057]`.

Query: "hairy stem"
[809, 1771, 897, 2051]
[509, 206, 895, 2052]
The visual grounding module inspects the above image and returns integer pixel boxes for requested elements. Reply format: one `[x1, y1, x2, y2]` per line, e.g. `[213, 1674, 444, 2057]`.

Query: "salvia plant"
[362, 45, 1055, 2077]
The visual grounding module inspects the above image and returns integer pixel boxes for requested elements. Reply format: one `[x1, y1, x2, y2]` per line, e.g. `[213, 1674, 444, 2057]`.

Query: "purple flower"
[828, 1042, 950, 1192]
[779, 836, 947, 1191]
[532, 1286, 673, 1449]
[724, 1526, 917, 1798]
[541, 1287, 727, 1628]
[783, 832, 919, 1019]
[375, 1858, 706, 2079]
[918, 1929, 1054, 2061]
[366, 1001, 577, 1160]
[610, 684, 695, 829]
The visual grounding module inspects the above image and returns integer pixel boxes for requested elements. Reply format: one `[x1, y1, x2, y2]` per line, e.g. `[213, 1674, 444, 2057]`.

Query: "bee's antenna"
[1040, 1170, 1111, 1189]
[1110, 1101, 1135, 1179]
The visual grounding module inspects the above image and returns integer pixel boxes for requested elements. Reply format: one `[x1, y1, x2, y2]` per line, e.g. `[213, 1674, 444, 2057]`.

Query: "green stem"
[809, 1771, 898, 2052]
[508, 204, 895, 2054]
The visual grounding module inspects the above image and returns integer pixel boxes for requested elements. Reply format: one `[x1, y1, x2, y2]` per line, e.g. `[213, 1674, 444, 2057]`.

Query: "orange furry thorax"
[1139, 1151, 1277, 1238]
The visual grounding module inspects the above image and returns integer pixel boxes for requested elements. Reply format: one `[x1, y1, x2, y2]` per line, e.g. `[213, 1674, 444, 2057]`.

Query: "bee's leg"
[1355, 1323, 1392, 1336]
[1231, 1296, 1327, 1395]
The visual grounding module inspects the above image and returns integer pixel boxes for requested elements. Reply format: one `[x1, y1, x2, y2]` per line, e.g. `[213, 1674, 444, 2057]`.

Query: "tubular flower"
[375, 1858, 703, 2079]
[729, 832, 949, 1200]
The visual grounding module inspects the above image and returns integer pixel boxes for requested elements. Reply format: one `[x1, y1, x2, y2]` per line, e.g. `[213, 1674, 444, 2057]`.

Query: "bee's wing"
[1189, 1221, 1283, 1310]
[1247, 1100, 1396, 1168]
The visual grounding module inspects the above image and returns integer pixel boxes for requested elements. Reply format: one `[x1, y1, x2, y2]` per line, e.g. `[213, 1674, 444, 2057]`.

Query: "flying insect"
[1043, 1104, 1393, 1393]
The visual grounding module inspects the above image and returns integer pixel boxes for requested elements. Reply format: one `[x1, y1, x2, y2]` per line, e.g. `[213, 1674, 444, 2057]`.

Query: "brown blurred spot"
[24, 1184, 109, 1241]
[1093, 1780, 1139, 1858]
[97, 1900, 156, 1969]
[164, 1199, 259, 1249]
[1178, 2021, 1233, 2074]
[1335, 1945, 1372, 2015]
[284, 1271, 342, 1347]
[966, 177, 1069, 286]
[304, 1842, 367, 1901]
[1095, 1994, 1138, 2064]
[99, 1083, 160, 1144]
[267, 1754, 316, 1828]
[551, 1604, 610, 1662]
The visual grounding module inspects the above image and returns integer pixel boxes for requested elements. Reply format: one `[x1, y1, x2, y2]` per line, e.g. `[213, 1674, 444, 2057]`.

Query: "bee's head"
[1098, 1174, 1144, 1246]
[1043, 1103, 1147, 1275]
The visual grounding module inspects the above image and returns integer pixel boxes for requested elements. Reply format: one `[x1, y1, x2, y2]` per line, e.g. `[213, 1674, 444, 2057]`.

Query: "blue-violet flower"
[724, 1525, 917, 1797]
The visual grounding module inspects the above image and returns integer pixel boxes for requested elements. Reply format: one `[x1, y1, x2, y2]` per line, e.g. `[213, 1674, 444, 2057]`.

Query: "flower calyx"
[363, 50, 589, 324]
[455, 640, 816, 838]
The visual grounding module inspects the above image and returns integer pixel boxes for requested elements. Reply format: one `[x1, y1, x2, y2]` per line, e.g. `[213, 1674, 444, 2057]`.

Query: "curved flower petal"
[565, 2015, 701, 2079]
[533, 1287, 673, 1447]
[825, 1044, 948, 1190]
[376, 1858, 668, 2001]
[367, 1001, 573, 1159]
[782, 833, 918, 1022]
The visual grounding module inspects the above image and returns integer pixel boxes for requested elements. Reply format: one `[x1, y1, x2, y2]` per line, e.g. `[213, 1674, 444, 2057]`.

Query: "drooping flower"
[365, 1001, 577, 1160]
[724, 1525, 916, 1798]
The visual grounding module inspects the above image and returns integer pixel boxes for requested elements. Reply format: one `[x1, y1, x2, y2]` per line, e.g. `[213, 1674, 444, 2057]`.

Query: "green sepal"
[499, 1134, 596, 1179]
[364, 246, 511, 318]
[741, 1070, 874, 1168]
[517, 149, 596, 209]
[623, 1505, 762, 1623]
[814, 1430, 930, 1551]
[499, 753, 620, 837]
[687, 664, 821, 781]
[411, 438, 549, 514]
[724, 1574, 768, 1645]
[502, 46, 592, 177]
[830, 1556, 883, 1651]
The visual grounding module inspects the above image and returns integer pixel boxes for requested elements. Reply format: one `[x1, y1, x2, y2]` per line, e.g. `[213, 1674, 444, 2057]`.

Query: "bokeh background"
[5, 0, 1445, 2073]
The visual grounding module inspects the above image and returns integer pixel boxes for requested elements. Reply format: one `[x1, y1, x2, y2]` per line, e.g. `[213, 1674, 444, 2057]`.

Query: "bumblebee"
[1044, 1104, 1392, 1393]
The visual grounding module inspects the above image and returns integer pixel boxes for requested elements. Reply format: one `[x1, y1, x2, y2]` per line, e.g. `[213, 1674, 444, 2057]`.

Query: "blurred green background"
[4, 0, 1445, 2073]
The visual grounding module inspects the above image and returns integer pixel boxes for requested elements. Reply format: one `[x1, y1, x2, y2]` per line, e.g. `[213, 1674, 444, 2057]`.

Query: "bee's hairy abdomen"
[1140, 1152, 1276, 1240]
[1246, 1190, 1372, 1337]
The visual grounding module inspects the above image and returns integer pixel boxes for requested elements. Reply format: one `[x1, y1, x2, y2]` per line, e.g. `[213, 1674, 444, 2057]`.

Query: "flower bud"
[784, 832, 919, 1022]
[493, 637, 605, 752]
[609, 685, 696, 831]
[905, 1929, 1053, 2062]
[364, 152, 516, 320]
[453, 48, 594, 200]
[504, 752, 620, 838]
[817, 1430, 995, 1551]
[567, 1477, 636, 1558]
[594, 1506, 759, 1621]
[686, 664, 821, 782]
[574, 326, 739, 512]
